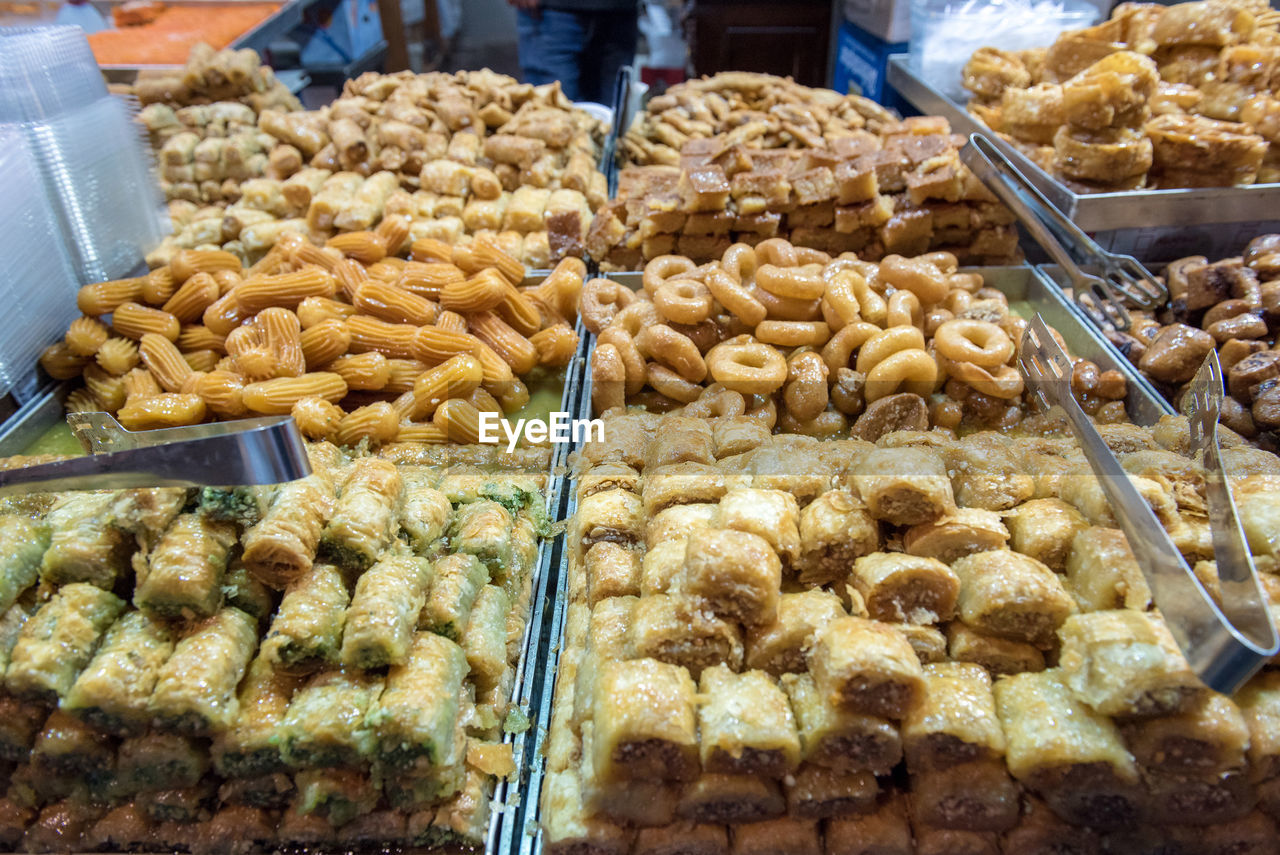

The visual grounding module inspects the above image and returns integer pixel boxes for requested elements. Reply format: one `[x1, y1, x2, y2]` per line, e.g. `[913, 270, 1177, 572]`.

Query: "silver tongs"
[961, 133, 1167, 331]
[0, 413, 311, 497]
[1020, 315, 1277, 694]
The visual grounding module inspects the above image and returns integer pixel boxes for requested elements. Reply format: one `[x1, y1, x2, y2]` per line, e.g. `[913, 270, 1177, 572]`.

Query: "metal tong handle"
[1019, 316, 1277, 694]
[1184, 351, 1277, 653]
[0, 414, 311, 497]
[961, 134, 1162, 331]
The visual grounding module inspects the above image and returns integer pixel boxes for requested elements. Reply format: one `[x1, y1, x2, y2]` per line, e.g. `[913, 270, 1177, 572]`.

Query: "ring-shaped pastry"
[856, 326, 926, 375]
[880, 254, 951, 304]
[887, 290, 923, 330]
[590, 343, 626, 413]
[581, 277, 636, 334]
[706, 268, 767, 327]
[821, 321, 880, 374]
[934, 319, 1014, 369]
[646, 362, 703, 403]
[757, 264, 826, 300]
[642, 255, 697, 298]
[943, 356, 1025, 399]
[637, 324, 708, 383]
[755, 320, 830, 348]
[752, 286, 822, 322]
[721, 243, 759, 285]
[754, 237, 798, 268]
[683, 383, 746, 419]
[598, 326, 647, 397]
[611, 300, 661, 337]
[654, 278, 714, 325]
[707, 336, 789, 395]
[865, 349, 939, 402]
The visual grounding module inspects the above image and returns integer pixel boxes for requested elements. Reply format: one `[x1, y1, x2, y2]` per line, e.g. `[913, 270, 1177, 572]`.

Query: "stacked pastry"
[0, 441, 550, 852]
[542, 410, 1280, 854]
[589, 116, 1018, 270]
[40, 233, 583, 440]
[962, 0, 1277, 190]
[1102, 234, 1280, 444]
[148, 68, 608, 267]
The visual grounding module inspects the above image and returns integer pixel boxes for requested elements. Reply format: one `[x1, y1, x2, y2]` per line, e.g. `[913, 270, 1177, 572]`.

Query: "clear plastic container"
[908, 0, 1099, 102]
[0, 24, 107, 120]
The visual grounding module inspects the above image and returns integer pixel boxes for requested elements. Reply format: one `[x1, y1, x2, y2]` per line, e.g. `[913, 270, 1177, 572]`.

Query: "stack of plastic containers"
[0, 25, 165, 284]
[0, 123, 80, 399]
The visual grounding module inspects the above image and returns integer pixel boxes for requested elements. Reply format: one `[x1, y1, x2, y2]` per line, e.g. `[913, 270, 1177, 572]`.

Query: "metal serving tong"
[960, 133, 1166, 332]
[1020, 315, 1277, 694]
[0, 413, 311, 497]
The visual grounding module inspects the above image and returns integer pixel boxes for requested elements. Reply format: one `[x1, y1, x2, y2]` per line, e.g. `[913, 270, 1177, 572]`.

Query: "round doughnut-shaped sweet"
[923, 308, 955, 337]
[850, 273, 887, 326]
[752, 285, 822, 322]
[880, 254, 950, 305]
[646, 362, 702, 403]
[683, 383, 746, 419]
[754, 237, 798, 268]
[887, 290, 923, 330]
[949, 273, 984, 293]
[975, 287, 1009, 306]
[743, 392, 778, 428]
[581, 277, 636, 334]
[706, 268, 767, 327]
[643, 255, 697, 298]
[934, 319, 1014, 369]
[784, 351, 830, 421]
[591, 343, 626, 413]
[919, 251, 959, 275]
[706, 336, 789, 395]
[637, 324, 708, 383]
[822, 270, 863, 328]
[757, 264, 826, 300]
[944, 357, 1024, 399]
[611, 300, 661, 337]
[755, 320, 830, 348]
[856, 326, 926, 375]
[865, 349, 939, 402]
[598, 326, 647, 396]
[821, 321, 880, 374]
[654, 278, 714, 325]
[721, 243, 759, 286]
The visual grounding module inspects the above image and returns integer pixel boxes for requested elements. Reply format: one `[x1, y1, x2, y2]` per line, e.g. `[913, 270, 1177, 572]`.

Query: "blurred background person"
[508, 0, 638, 103]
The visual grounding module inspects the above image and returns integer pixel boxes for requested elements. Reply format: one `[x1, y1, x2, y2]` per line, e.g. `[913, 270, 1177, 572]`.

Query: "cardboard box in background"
[843, 0, 910, 44]
[833, 19, 912, 114]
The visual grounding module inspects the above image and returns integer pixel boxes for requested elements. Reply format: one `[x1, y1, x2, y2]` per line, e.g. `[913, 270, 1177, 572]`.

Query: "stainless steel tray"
[886, 56, 1280, 260]
[0, 365, 581, 855]
[515, 263, 1174, 855]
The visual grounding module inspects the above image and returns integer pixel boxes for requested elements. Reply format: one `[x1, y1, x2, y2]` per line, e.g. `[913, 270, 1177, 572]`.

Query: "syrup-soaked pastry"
[952, 549, 1076, 648]
[794, 489, 880, 587]
[849, 552, 960, 625]
[902, 662, 1006, 771]
[1053, 126, 1153, 185]
[781, 672, 903, 775]
[902, 509, 1009, 565]
[811, 617, 925, 720]
[744, 590, 846, 675]
[946, 622, 1046, 676]
[1058, 610, 1203, 718]
[697, 666, 801, 777]
[851, 446, 955, 527]
[1062, 51, 1159, 130]
[590, 657, 700, 783]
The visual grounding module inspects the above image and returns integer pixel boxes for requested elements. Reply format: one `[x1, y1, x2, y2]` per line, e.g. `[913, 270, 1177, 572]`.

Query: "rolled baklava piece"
[641, 539, 688, 596]
[994, 669, 1141, 828]
[578, 462, 641, 501]
[212, 652, 302, 779]
[698, 665, 801, 777]
[999, 796, 1100, 855]
[573, 597, 638, 730]
[134, 512, 237, 619]
[646, 503, 719, 548]
[714, 487, 801, 567]
[590, 657, 700, 782]
[812, 616, 924, 719]
[682, 528, 782, 627]
[642, 462, 727, 517]
[902, 662, 1006, 771]
[745, 590, 846, 675]
[584, 542, 642, 605]
[373, 631, 469, 772]
[851, 446, 955, 526]
[63, 609, 175, 736]
[645, 416, 716, 470]
[728, 816, 822, 855]
[149, 606, 258, 735]
[6, 583, 125, 702]
[320, 456, 403, 571]
[850, 552, 959, 625]
[952, 549, 1076, 648]
[341, 553, 432, 669]
[946, 622, 1046, 676]
[785, 765, 878, 819]
[1003, 498, 1089, 572]
[1066, 527, 1151, 611]
[419, 553, 487, 642]
[781, 672, 903, 775]
[902, 508, 1009, 565]
[1234, 672, 1280, 818]
[943, 432, 1035, 510]
[795, 489, 880, 587]
[634, 821, 728, 855]
[575, 489, 645, 553]
[263, 562, 349, 673]
[279, 669, 383, 768]
[397, 472, 450, 552]
[825, 790, 912, 855]
[911, 822, 999, 855]
[580, 720, 680, 827]
[1058, 610, 1203, 718]
[676, 773, 786, 825]
[632, 593, 744, 678]
[909, 758, 1021, 832]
